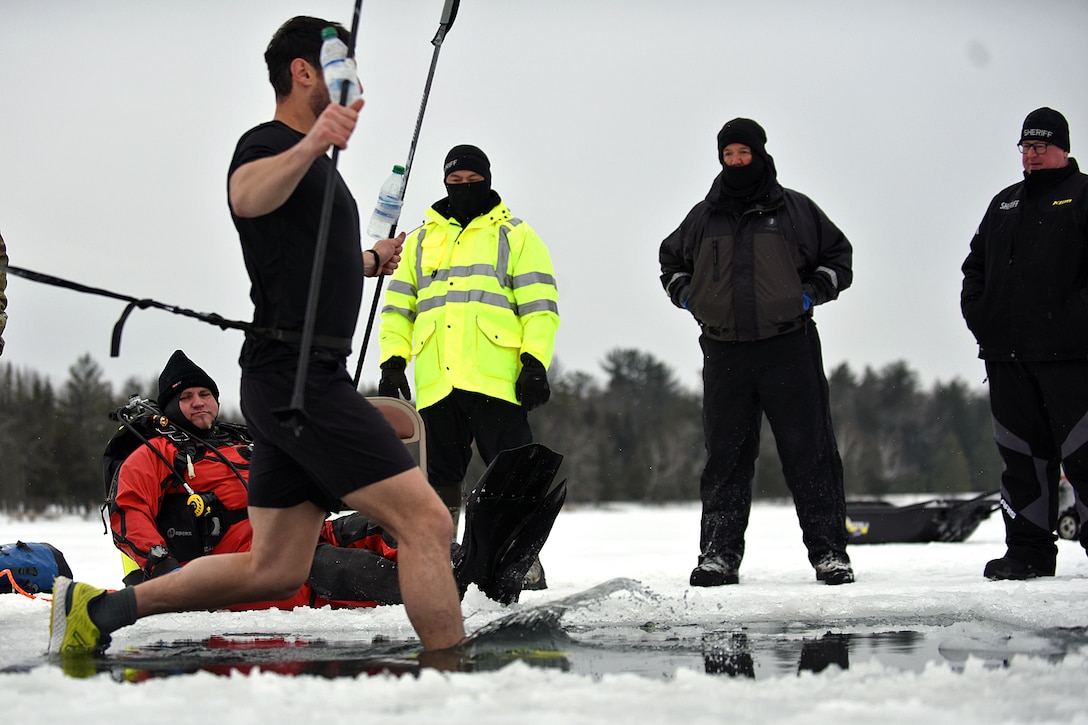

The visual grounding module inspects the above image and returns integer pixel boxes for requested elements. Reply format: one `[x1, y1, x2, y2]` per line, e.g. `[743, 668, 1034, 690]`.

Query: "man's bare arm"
[229, 99, 364, 218]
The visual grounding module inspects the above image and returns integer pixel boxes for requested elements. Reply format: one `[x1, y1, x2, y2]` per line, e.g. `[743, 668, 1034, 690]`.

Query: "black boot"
[813, 553, 855, 585]
[983, 555, 1055, 580]
[689, 556, 739, 586]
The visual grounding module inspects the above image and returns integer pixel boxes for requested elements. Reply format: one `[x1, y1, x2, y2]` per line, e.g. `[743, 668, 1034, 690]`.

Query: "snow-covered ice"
[2, 501, 1087, 724]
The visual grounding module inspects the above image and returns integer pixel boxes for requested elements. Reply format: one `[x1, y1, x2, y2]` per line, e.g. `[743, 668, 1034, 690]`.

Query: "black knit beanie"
[443, 144, 491, 182]
[717, 118, 768, 159]
[1021, 107, 1070, 152]
[157, 350, 219, 412]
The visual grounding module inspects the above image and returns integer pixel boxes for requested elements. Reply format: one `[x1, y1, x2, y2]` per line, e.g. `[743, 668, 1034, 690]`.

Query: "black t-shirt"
[228, 121, 362, 370]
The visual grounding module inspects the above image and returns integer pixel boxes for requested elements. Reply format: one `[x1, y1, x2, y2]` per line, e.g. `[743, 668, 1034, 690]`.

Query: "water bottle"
[366, 165, 406, 241]
[320, 26, 360, 106]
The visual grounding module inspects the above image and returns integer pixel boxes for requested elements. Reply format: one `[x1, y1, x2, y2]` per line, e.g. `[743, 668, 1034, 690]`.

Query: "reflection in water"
[31, 622, 1087, 683]
[797, 632, 849, 675]
[104, 634, 575, 682]
[111, 635, 423, 682]
[702, 630, 851, 679]
[698, 626, 1081, 680]
[703, 631, 755, 678]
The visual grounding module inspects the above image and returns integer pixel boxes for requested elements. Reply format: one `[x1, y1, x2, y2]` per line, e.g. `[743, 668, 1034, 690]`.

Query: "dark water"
[26, 618, 1086, 682]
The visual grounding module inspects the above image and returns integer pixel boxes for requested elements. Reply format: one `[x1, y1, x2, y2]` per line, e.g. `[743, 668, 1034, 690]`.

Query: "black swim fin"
[455, 443, 566, 603]
[482, 476, 567, 604]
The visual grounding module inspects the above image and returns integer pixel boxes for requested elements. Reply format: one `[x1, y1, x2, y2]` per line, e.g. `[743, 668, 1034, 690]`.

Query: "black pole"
[276, 0, 367, 435]
[352, 0, 461, 388]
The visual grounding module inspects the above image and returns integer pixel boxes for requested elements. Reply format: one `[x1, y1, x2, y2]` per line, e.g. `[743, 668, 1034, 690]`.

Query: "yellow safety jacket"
[379, 201, 559, 410]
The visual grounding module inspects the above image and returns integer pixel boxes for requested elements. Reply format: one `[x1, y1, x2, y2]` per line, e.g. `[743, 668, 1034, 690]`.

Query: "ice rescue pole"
[352, 0, 462, 388]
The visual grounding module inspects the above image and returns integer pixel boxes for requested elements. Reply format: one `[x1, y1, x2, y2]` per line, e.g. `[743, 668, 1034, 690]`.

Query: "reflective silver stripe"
[497, 224, 512, 286]
[512, 271, 557, 288]
[387, 279, 416, 296]
[432, 263, 501, 282]
[816, 266, 839, 289]
[518, 299, 559, 315]
[415, 228, 433, 293]
[382, 302, 416, 321]
[417, 289, 516, 314]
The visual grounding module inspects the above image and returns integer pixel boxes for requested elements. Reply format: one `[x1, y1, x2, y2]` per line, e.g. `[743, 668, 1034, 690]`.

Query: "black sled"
[845, 490, 1000, 544]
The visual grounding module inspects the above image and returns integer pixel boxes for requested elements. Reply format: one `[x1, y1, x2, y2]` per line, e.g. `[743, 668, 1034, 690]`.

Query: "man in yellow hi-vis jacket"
[379, 144, 559, 588]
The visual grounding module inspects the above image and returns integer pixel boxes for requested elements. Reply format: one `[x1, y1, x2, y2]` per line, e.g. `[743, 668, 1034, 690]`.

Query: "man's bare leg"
[133, 503, 328, 615]
[345, 468, 465, 650]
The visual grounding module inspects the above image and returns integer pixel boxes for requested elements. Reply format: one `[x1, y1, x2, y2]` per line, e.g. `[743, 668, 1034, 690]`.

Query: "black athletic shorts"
[240, 357, 417, 511]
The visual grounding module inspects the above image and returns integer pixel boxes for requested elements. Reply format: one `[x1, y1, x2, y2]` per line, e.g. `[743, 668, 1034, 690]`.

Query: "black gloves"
[516, 353, 550, 412]
[381, 354, 547, 408]
[378, 356, 412, 400]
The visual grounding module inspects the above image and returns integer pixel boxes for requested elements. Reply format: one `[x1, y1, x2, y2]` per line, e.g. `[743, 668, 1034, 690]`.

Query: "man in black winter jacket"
[961, 107, 1088, 581]
[659, 117, 854, 587]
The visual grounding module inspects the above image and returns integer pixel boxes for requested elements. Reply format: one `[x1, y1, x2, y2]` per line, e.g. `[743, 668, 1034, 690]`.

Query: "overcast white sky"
[2, 0, 1087, 400]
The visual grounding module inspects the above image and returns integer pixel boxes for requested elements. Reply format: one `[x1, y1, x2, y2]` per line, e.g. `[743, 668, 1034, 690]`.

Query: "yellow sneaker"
[49, 577, 109, 656]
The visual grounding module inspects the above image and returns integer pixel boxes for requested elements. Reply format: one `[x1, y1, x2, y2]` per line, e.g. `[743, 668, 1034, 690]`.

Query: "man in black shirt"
[49, 16, 465, 657]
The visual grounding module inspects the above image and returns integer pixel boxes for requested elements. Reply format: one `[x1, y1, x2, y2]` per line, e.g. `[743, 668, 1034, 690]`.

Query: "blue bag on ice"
[0, 541, 73, 594]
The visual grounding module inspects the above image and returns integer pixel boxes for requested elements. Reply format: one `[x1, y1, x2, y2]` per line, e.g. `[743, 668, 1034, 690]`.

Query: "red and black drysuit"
[961, 158, 1088, 569]
[110, 426, 401, 609]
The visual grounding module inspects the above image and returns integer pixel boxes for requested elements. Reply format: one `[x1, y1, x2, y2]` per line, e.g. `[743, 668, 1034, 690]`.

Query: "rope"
[0, 568, 52, 602]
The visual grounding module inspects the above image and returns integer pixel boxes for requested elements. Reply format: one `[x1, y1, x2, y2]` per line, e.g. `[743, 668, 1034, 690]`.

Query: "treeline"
[525, 351, 1002, 504]
[0, 351, 1001, 512]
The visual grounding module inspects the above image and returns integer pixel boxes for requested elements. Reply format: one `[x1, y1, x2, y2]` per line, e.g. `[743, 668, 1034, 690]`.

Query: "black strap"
[220, 507, 249, 529]
[250, 326, 352, 354]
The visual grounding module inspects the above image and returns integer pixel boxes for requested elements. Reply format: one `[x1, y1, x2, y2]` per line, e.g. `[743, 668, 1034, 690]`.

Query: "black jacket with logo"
[961, 159, 1088, 361]
[659, 177, 853, 342]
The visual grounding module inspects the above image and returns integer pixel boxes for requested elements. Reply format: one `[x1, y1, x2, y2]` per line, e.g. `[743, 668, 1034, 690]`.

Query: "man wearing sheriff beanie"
[962, 107, 1088, 581]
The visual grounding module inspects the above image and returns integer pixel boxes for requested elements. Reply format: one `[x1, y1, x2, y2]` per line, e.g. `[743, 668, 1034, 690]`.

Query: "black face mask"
[445, 180, 492, 224]
[720, 154, 767, 198]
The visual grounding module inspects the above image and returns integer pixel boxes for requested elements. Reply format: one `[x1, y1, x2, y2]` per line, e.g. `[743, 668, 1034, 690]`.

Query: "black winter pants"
[420, 388, 533, 507]
[698, 323, 847, 568]
[985, 359, 1088, 568]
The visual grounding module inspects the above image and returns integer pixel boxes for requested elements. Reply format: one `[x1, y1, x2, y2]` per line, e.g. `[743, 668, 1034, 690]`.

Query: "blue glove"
[803, 292, 813, 312]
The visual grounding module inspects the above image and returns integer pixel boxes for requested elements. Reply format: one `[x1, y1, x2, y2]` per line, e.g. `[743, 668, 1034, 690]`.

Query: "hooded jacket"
[379, 199, 559, 409]
[659, 172, 853, 342]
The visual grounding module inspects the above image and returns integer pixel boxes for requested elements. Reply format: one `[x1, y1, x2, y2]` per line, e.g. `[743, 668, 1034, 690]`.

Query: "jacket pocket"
[475, 315, 521, 380]
[411, 320, 440, 380]
[754, 235, 805, 326]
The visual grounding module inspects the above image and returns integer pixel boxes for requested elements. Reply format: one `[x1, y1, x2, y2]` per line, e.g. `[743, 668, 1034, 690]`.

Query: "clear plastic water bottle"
[366, 165, 406, 241]
[320, 26, 360, 106]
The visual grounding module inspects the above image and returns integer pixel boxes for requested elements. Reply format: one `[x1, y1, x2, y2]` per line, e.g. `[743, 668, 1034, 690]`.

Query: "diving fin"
[482, 477, 567, 604]
[456, 443, 566, 603]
